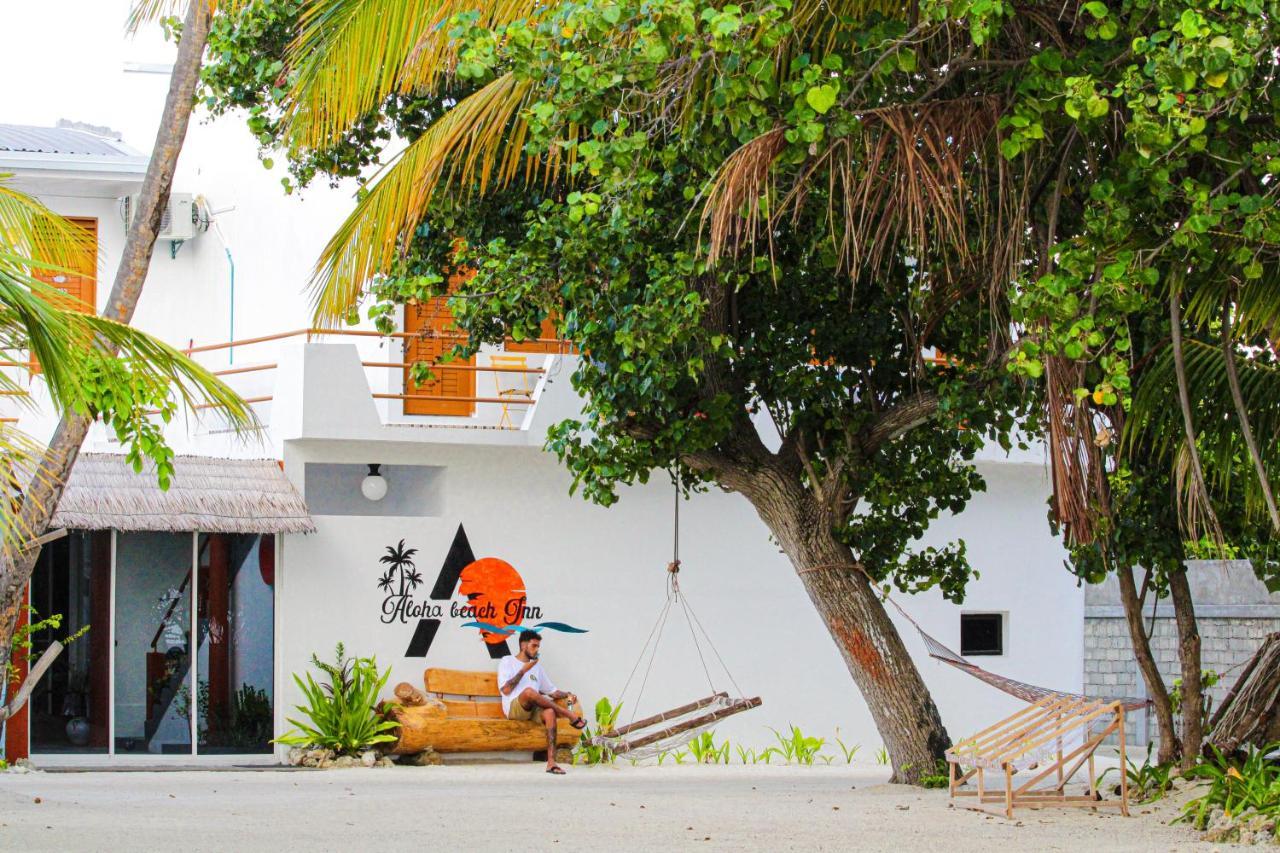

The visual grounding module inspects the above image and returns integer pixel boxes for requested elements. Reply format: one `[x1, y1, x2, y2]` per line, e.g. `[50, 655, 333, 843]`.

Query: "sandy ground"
[0, 762, 1243, 852]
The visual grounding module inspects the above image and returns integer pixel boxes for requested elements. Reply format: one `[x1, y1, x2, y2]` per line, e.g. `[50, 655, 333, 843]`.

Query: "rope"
[609, 468, 756, 740]
[626, 596, 673, 729]
[681, 592, 747, 701]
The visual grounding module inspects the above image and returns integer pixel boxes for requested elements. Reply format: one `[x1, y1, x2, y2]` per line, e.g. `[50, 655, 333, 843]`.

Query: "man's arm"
[499, 659, 534, 696]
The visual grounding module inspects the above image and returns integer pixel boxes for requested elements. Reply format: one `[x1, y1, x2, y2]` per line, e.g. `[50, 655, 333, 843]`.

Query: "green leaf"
[805, 85, 838, 115]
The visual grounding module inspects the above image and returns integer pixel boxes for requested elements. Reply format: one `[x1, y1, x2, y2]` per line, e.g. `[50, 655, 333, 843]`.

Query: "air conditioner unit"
[120, 193, 204, 241]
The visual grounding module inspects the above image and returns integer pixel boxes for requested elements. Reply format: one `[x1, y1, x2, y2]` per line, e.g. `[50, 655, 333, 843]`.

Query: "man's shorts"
[507, 697, 539, 721]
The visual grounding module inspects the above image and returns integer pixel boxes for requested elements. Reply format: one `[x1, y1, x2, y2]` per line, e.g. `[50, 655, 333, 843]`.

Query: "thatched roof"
[51, 453, 315, 534]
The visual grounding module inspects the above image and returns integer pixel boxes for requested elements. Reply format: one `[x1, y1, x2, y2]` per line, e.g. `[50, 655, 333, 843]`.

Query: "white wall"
[279, 439, 1080, 759]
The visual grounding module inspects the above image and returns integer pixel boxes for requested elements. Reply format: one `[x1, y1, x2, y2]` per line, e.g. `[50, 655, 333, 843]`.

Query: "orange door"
[403, 292, 476, 416]
[30, 218, 97, 374]
[505, 316, 564, 354]
[35, 217, 98, 312]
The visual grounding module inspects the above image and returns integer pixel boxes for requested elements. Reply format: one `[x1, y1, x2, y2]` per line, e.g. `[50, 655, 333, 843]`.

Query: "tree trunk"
[1116, 567, 1179, 764]
[1221, 297, 1280, 533]
[0, 0, 214, 674]
[1168, 566, 1204, 769]
[740, 468, 949, 784]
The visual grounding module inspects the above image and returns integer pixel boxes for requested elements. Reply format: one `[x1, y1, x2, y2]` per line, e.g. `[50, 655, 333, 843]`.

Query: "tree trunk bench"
[383, 668, 579, 756]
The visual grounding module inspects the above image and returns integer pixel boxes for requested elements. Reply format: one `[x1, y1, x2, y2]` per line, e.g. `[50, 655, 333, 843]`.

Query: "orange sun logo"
[458, 557, 527, 645]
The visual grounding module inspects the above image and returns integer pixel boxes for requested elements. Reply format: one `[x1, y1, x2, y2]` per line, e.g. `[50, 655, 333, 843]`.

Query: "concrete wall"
[276, 437, 1079, 760]
[1084, 560, 1280, 747]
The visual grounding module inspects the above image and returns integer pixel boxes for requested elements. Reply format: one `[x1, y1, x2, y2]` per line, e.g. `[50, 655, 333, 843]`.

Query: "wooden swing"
[591, 475, 761, 757]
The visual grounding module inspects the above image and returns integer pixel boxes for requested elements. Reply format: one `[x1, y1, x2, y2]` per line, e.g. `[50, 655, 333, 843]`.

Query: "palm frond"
[1127, 338, 1280, 529]
[309, 72, 538, 325]
[286, 0, 543, 149]
[127, 0, 234, 32]
[703, 97, 1002, 279]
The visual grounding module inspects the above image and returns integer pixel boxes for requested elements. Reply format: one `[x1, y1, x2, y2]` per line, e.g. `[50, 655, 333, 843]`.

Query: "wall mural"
[377, 524, 587, 658]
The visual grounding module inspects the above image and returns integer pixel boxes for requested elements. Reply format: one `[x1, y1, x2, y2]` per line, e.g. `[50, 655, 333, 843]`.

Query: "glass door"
[196, 534, 275, 753]
[113, 532, 195, 755]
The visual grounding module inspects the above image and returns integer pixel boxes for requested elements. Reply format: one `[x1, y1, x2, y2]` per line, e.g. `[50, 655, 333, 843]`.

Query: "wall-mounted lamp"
[361, 463, 388, 501]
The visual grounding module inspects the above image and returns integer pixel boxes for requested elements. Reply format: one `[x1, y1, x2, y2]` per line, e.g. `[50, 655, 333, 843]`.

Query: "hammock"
[880, 587, 1149, 712]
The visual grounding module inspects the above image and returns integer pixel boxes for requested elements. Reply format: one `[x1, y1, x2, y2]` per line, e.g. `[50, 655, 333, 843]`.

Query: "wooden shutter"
[33, 217, 97, 312]
[29, 218, 98, 374]
[402, 279, 476, 416]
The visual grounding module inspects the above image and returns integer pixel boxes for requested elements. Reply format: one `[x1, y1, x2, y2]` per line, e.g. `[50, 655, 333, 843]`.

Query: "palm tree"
[0, 0, 252, 682]
[379, 539, 419, 596]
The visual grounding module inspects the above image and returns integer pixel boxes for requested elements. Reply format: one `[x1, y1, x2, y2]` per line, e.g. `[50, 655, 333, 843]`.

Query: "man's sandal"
[570, 716, 588, 730]
[546, 765, 567, 775]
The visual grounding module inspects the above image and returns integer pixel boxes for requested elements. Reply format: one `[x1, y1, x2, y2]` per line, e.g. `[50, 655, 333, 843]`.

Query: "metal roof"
[51, 454, 316, 534]
[0, 124, 140, 157]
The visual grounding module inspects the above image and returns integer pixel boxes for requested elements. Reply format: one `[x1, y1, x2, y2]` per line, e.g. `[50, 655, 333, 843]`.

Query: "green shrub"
[688, 730, 731, 764]
[572, 696, 622, 765]
[766, 725, 825, 765]
[1096, 744, 1174, 803]
[1177, 744, 1280, 832]
[276, 643, 399, 756]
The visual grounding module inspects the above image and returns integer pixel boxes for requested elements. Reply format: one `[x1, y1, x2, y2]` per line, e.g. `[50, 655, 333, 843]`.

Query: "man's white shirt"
[497, 655, 559, 716]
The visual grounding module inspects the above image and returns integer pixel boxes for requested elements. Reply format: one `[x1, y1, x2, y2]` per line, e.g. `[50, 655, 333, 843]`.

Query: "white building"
[0, 7, 1090, 765]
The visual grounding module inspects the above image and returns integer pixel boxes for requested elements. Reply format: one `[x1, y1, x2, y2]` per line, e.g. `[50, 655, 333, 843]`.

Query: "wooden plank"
[443, 699, 505, 719]
[425, 668, 500, 697]
[385, 713, 578, 755]
[609, 693, 728, 737]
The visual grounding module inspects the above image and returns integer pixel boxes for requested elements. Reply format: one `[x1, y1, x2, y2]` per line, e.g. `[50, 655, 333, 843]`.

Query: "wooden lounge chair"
[382, 668, 579, 757]
[945, 695, 1130, 818]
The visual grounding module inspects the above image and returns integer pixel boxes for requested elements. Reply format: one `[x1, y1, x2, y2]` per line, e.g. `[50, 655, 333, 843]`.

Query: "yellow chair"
[490, 354, 532, 429]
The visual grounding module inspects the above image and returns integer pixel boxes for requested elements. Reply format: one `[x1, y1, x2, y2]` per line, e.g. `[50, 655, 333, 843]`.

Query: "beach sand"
[0, 761, 1242, 851]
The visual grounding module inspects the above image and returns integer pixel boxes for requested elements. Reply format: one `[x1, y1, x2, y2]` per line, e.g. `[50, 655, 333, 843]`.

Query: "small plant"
[834, 729, 861, 764]
[275, 643, 399, 756]
[1177, 744, 1280, 831]
[1096, 744, 1174, 803]
[671, 748, 690, 765]
[819, 754, 835, 765]
[1170, 669, 1222, 727]
[687, 731, 731, 764]
[766, 725, 825, 766]
[875, 746, 889, 766]
[572, 696, 622, 766]
[919, 759, 950, 789]
[7, 605, 88, 686]
[735, 744, 756, 764]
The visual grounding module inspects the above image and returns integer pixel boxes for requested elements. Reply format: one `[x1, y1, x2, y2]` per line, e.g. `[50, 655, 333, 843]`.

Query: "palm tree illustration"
[376, 568, 396, 593]
[380, 540, 420, 596]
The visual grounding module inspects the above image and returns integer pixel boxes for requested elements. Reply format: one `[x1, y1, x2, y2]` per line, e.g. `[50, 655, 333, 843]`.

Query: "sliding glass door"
[27, 530, 277, 759]
[196, 534, 275, 754]
[113, 532, 194, 755]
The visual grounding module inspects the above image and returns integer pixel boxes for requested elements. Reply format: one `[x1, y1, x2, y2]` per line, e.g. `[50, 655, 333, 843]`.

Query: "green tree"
[0, 0, 256, 683]
[219, 0, 1048, 783]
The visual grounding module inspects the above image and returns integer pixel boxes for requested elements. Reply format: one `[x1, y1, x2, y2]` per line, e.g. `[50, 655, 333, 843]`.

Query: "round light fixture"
[361, 463, 388, 501]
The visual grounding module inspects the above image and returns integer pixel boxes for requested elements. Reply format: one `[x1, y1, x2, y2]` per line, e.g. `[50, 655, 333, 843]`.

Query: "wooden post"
[89, 531, 111, 748]
[1056, 710, 1064, 791]
[977, 766, 985, 802]
[949, 757, 957, 797]
[1117, 706, 1129, 816]
[1004, 765, 1014, 818]
[206, 534, 231, 737]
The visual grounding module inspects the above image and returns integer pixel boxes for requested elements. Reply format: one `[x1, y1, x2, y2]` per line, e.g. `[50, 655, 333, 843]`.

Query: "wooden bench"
[383, 668, 579, 756]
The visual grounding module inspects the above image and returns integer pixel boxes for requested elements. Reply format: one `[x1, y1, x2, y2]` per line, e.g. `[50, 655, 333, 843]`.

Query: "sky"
[1, 1, 178, 144]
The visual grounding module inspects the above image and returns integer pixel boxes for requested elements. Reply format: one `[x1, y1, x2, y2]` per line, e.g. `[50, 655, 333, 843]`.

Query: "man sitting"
[498, 630, 586, 774]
